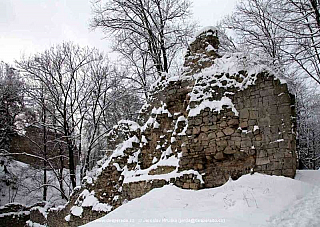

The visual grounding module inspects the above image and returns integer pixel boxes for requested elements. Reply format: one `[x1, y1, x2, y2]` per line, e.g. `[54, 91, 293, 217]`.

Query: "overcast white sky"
[0, 0, 237, 64]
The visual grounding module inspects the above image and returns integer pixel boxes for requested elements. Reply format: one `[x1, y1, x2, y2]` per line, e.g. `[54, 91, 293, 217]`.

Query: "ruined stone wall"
[31, 28, 296, 227]
[10, 126, 72, 168]
[0, 202, 47, 227]
[0, 203, 30, 227]
[177, 73, 296, 188]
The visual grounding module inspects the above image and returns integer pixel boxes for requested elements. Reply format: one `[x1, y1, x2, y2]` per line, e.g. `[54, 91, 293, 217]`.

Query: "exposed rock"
[223, 127, 235, 136]
[214, 152, 224, 160]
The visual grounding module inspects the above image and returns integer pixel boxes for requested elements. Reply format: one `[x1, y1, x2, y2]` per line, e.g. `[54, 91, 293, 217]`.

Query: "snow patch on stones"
[188, 97, 238, 117]
[69, 189, 112, 218]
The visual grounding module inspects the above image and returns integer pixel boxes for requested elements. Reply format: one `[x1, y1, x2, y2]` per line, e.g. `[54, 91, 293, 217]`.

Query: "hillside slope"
[82, 171, 319, 227]
[0, 158, 74, 206]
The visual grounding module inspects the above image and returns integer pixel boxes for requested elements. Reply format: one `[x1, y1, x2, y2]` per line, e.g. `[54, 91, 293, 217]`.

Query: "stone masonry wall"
[178, 73, 296, 188]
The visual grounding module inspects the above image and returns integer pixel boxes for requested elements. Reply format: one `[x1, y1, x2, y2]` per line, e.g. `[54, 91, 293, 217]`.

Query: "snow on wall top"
[150, 51, 280, 118]
[189, 26, 218, 44]
[186, 53, 268, 116]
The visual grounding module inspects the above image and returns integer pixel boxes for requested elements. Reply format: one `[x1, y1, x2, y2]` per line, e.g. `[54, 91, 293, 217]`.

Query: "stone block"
[241, 140, 252, 148]
[214, 152, 224, 160]
[260, 89, 272, 97]
[208, 141, 217, 148]
[249, 111, 259, 119]
[253, 141, 261, 147]
[216, 140, 228, 148]
[234, 141, 241, 148]
[199, 133, 208, 141]
[259, 117, 270, 126]
[182, 182, 190, 189]
[202, 140, 209, 146]
[282, 169, 295, 177]
[223, 146, 236, 154]
[220, 121, 227, 127]
[193, 126, 201, 134]
[262, 96, 269, 106]
[274, 161, 282, 170]
[283, 157, 293, 169]
[239, 121, 248, 128]
[228, 118, 239, 126]
[189, 183, 198, 190]
[256, 157, 270, 165]
[216, 131, 225, 138]
[211, 115, 217, 122]
[284, 151, 293, 158]
[231, 136, 241, 141]
[248, 120, 257, 126]
[201, 126, 210, 132]
[272, 170, 282, 176]
[197, 164, 204, 170]
[208, 132, 216, 139]
[244, 99, 251, 107]
[257, 150, 267, 158]
[269, 104, 278, 113]
[194, 118, 202, 125]
[223, 127, 235, 136]
[278, 94, 291, 104]
[279, 140, 289, 149]
[209, 124, 218, 130]
[240, 109, 249, 119]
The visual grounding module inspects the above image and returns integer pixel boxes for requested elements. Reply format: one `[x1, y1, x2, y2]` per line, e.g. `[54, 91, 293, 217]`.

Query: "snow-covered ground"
[81, 170, 320, 227]
[268, 170, 320, 227]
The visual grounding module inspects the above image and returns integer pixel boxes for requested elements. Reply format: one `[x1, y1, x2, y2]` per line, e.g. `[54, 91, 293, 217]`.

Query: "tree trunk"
[42, 96, 47, 201]
[59, 145, 66, 199]
[310, 0, 320, 28]
[67, 139, 77, 189]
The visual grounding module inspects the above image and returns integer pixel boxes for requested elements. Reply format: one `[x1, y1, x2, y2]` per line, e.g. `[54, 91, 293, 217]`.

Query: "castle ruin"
[25, 28, 297, 227]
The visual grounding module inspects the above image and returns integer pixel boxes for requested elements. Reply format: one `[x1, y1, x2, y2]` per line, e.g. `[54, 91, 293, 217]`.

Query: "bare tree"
[223, 0, 287, 70]
[294, 81, 320, 169]
[0, 151, 70, 205]
[273, 0, 320, 85]
[79, 61, 117, 177]
[80, 65, 143, 177]
[91, 0, 196, 84]
[17, 43, 105, 188]
[0, 61, 70, 201]
[23, 80, 70, 200]
[112, 32, 157, 99]
[0, 62, 24, 151]
[17, 42, 141, 186]
[224, 0, 320, 85]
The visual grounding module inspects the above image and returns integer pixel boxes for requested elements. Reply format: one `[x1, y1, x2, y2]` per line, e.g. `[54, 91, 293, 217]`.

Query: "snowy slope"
[268, 170, 320, 227]
[0, 158, 78, 207]
[81, 171, 319, 227]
